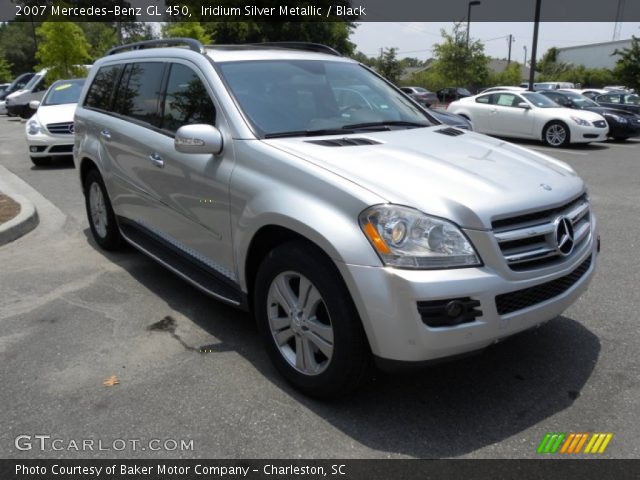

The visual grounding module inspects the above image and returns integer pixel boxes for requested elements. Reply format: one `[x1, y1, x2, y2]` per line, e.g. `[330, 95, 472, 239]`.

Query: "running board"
[117, 217, 247, 309]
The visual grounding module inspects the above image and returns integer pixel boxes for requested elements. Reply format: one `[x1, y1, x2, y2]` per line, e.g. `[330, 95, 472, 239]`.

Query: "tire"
[543, 121, 570, 147]
[20, 105, 32, 119]
[613, 136, 629, 142]
[30, 156, 51, 167]
[83, 169, 122, 250]
[254, 241, 371, 398]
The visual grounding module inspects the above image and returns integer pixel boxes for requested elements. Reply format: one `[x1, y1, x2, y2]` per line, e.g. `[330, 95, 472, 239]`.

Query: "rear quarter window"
[84, 65, 122, 111]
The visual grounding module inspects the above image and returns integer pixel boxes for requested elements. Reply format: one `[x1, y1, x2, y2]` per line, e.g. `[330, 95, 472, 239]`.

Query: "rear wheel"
[543, 121, 570, 147]
[254, 241, 371, 398]
[84, 169, 122, 250]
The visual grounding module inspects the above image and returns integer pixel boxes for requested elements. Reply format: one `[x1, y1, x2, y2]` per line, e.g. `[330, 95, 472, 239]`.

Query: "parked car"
[0, 72, 35, 115]
[603, 85, 633, 92]
[540, 90, 640, 141]
[5, 69, 50, 118]
[426, 108, 473, 130]
[594, 92, 640, 115]
[75, 39, 598, 397]
[437, 87, 471, 103]
[562, 88, 608, 100]
[528, 82, 576, 91]
[25, 78, 85, 166]
[0, 83, 9, 96]
[399, 86, 438, 107]
[448, 90, 608, 147]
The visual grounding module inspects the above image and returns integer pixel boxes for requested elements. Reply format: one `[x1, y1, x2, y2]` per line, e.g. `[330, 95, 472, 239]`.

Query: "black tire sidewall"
[254, 241, 370, 398]
[84, 170, 121, 250]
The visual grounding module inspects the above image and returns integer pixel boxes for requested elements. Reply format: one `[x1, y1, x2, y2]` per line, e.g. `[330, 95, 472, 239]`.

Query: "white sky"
[351, 22, 640, 63]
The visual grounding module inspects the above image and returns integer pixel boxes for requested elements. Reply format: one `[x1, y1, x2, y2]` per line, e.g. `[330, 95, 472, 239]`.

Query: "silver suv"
[74, 39, 598, 397]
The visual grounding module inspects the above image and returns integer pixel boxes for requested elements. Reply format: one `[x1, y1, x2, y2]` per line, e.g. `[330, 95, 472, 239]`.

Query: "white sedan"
[448, 90, 608, 147]
[25, 78, 85, 166]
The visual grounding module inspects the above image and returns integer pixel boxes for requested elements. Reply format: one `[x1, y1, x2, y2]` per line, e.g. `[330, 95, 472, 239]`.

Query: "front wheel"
[84, 169, 122, 250]
[543, 121, 570, 147]
[254, 241, 371, 398]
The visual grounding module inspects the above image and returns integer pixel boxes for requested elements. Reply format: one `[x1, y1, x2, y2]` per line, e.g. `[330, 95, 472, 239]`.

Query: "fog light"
[30, 146, 38, 152]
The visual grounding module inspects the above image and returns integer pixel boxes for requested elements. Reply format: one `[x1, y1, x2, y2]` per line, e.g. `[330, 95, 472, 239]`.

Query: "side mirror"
[517, 102, 531, 109]
[29, 100, 40, 110]
[175, 124, 223, 155]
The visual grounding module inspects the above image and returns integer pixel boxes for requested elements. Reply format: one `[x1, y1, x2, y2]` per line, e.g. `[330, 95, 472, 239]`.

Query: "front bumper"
[337, 220, 598, 363]
[608, 120, 640, 138]
[570, 124, 608, 143]
[26, 131, 74, 157]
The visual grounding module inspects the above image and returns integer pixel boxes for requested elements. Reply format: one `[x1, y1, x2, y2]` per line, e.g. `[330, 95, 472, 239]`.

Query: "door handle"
[100, 129, 111, 140]
[149, 153, 164, 168]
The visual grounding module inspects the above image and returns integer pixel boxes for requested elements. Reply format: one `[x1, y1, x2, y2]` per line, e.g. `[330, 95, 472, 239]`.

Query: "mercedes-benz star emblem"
[554, 216, 575, 256]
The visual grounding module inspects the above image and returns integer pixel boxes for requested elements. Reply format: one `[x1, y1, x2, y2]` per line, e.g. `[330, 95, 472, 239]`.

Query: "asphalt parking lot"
[1, 116, 639, 459]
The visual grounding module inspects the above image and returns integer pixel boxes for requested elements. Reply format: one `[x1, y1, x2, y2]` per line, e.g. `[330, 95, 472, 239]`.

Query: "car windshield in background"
[522, 92, 560, 108]
[42, 79, 85, 106]
[565, 93, 599, 108]
[458, 88, 471, 96]
[217, 60, 433, 137]
[23, 74, 42, 90]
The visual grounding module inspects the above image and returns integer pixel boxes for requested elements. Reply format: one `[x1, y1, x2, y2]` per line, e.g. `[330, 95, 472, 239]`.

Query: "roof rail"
[206, 42, 341, 57]
[252, 42, 341, 57]
[106, 38, 204, 56]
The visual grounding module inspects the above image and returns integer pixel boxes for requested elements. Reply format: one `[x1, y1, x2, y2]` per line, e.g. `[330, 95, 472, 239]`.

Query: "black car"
[400, 86, 438, 107]
[541, 90, 640, 141]
[0, 72, 34, 101]
[426, 108, 473, 131]
[594, 92, 640, 115]
[437, 87, 471, 104]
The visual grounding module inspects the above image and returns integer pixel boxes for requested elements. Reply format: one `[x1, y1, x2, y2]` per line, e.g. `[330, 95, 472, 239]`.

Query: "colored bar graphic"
[540, 433, 613, 454]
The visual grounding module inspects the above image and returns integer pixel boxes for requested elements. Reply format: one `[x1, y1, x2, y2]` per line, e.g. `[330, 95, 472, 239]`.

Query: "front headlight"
[26, 118, 41, 135]
[359, 205, 481, 269]
[570, 116, 591, 127]
[604, 113, 627, 124]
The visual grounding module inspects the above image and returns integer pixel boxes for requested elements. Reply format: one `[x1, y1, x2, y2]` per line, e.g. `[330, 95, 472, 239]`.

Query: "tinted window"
[161, 64, 215, 133]
[85, 65, 121, 111]
[115, 62, 164, 126]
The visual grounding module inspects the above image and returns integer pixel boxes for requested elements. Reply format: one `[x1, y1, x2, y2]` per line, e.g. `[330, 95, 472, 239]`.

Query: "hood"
[36, 103, 77, 128]
[264, 127, 584, 230]
[584, 106, 638, 118]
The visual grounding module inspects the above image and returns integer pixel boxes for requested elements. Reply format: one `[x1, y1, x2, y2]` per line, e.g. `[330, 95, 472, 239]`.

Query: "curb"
[0, 189, 39, 247]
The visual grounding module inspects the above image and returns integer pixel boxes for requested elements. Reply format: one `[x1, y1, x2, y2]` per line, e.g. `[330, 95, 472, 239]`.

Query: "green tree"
[80, 23, 118, 60]
[430, 22, 489, 90]
[36, 22, 90, 83]
[613, 35, 640, 91]
[162, 21, 211, 44]
[487, 61, 524, 86]
[376, 48, 402, 83]
[0, 56, 12, 82]
[351, 51, 377, 67]
[0, 21, 38, 75]
[536, 47, 571, 80]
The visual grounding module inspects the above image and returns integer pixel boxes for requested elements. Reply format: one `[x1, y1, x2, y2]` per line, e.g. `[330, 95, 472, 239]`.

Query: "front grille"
[46, 122, 74, 135]
[593, 120, 607, 128]
[495, 255, 592, 315]
[49, 144, 73, 153]
[492, 193, 591, 270]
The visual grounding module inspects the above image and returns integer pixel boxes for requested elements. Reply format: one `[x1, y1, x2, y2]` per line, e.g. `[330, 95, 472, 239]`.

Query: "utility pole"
[507, 34, 513, 66]
[523, 45, 528, 86]
[527, 0, 542, 91]
[466, 1, 481, 49]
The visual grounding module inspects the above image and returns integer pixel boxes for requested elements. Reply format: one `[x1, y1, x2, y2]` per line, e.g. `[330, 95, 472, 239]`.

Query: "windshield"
[564, 93, 599, 108]
[217, 60, 433, 137]
[458, 88, 471, 96]
[24, 74, 43, 91]
[42, 79, 85, 105]
[522, 92, 560, 108]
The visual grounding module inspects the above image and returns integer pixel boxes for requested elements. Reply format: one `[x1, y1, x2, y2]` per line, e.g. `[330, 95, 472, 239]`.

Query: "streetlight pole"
[523, 45, 528, 85]
[528, 0, 542, 91]
[466, 1, 481, 49]
[507, 34, 514, 66]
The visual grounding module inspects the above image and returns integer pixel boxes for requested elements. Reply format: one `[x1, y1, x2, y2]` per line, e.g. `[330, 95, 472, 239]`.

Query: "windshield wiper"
[341, 121, 430, 130]
[264, 128, 356, 139]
